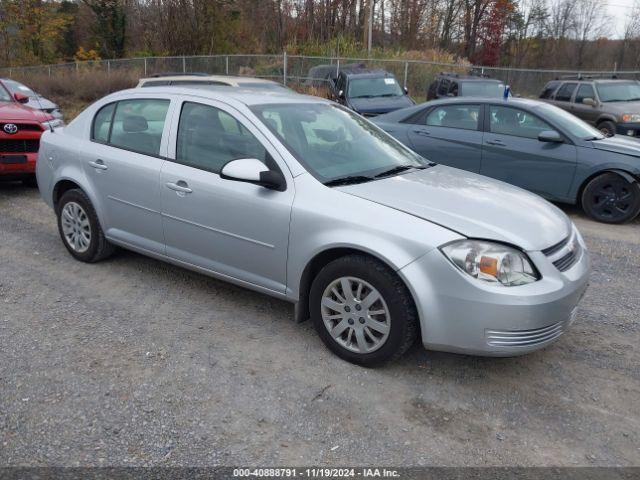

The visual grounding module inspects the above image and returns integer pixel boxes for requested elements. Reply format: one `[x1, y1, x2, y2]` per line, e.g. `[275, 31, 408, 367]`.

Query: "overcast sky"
[605, 0, 635, 38]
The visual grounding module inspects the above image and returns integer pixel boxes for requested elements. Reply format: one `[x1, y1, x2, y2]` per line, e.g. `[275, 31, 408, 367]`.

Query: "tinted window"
[176, 102, 267, 174]
[540, 82, 560, 99]
[574, 84, 595, 103]
[554, 83, 577, 102]
[92, 103, 116, 143]
[489, 106, 553, 139]
[448, 81, 459, 96]
[252, 103, 426, 183]
[437, 79, 450, 96]
[109, 99, 170, 156]
[426, 105, 480, 130]
[595, 82, 640, 102]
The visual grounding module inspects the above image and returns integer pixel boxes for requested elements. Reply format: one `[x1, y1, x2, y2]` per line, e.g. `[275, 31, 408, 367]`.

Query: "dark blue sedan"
[373, 97, 640, 223]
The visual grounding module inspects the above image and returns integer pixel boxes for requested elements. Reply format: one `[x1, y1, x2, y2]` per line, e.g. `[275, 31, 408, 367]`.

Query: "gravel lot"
[1, 183, 639, 468]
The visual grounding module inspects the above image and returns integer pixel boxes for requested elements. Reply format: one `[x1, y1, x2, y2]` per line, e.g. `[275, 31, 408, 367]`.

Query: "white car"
[136, 74, 291, 92]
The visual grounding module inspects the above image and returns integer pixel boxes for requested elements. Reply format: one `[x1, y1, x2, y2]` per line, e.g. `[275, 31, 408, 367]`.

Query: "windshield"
[534, 103, 605, 140]
[461, 81, 505, 97]
[348, 77, 404, 98]
[251, 103, 428, 183]
[0, 84, 11, 102]
[2, 79, 36, 97]
[595, 82, 640, 102]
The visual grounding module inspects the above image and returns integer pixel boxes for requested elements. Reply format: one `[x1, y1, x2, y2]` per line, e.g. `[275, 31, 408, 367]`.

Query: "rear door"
[86, 97, 172, 253]
[406, 103, 483, 172]
[480, 104, 578, 201]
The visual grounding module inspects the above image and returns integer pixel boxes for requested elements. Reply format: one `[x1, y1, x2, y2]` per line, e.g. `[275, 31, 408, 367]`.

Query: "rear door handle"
[89, 159, 108, 170]
[166, 181, 193, 194]
[486, 139, 506, 146]
[413, 129, 430, 136]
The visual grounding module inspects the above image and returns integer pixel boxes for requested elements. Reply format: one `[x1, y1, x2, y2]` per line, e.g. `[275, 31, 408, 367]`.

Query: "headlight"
[441, 240, 539, 287]
[621, 114, 640, 123]
[41, 119, 64, 129]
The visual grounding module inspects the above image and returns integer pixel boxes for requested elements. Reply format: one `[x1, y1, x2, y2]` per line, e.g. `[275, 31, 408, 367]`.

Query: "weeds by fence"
[3, 53, 640, 102]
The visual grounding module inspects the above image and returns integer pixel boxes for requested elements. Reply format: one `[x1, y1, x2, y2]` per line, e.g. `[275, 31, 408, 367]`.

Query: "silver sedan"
[36, 87, 590, 366]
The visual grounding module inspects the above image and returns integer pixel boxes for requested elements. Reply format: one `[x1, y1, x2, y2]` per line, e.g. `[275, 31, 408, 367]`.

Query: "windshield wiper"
[373, 165, 425, 179]
[324, 175, 374, 187]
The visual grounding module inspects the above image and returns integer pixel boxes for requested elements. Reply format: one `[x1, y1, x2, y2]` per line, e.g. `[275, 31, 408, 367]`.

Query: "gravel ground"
[0, 183, 639, 468]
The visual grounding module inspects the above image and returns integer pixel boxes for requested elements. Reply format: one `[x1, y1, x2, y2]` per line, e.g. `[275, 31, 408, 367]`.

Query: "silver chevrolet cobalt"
[36, 87, 590, 366]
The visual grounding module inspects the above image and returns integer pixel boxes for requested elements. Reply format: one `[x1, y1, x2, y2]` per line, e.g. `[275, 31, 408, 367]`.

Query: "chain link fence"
[3, 54, 640, 99]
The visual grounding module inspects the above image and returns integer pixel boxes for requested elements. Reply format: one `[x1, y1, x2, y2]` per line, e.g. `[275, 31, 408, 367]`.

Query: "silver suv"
[540, 77, 640, 137]
[36, 87, 590, 365]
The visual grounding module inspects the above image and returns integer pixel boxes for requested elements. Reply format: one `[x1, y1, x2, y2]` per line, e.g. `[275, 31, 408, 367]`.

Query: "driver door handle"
[89, 159, 108, 170]
[413, 129, 430, 136]
[486, 139, 506, 146]
[166, 181, 193, 194]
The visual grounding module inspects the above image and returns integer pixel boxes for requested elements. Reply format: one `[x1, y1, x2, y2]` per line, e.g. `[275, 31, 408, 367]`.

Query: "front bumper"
[615, 122, 640, 137]
[0, 151, 37, 176]
[399, 231, 591, 356]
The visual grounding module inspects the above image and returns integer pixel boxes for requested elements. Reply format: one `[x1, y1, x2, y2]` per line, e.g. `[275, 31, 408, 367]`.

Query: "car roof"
[437, 74, 501, 82]
[551, 78, 639, 84]
[138, 75, 281, 86]
[112, 86, 329, 107]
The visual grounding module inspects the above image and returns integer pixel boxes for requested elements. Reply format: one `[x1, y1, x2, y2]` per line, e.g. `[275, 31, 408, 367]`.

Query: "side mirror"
[582, 97, 596, 106]
[538, 130, 564, 143]
[220, 158, 286, 191]
[14, 92, 29, 104]
[338, 90, 345, 99]
[403, 86, 409, 94]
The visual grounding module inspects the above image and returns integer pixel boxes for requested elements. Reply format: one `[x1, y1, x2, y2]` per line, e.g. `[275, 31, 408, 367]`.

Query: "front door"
[85, 97, 172, 253]
[481, 105, 578, 201]
[571, 83, 600, 124]
[406, 103, 483, 172]
[160, 99, 294, 293]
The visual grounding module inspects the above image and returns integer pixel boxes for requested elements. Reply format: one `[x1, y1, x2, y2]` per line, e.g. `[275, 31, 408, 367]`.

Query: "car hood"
[590, 136, 640, 159]
[337, 165, 572, 251]
[348, 95, 414, 115]
[25, 96, 58, 110]
[599, 100, 640, 115]
[0, 101, 51, 121]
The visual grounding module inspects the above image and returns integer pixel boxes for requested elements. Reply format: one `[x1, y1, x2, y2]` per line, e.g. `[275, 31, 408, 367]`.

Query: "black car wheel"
[581, 173, 640, 224]
[597, 120, 617, 137]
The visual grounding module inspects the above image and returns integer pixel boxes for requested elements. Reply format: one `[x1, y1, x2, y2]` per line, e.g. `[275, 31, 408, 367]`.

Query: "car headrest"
[123, 115, 148, 133]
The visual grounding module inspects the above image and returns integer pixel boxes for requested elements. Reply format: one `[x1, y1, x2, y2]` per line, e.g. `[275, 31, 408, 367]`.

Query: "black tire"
[22, 174, 38, 188]
[56, 188, 116, 262]
[597, 120, 617, 137]
[581, 172, 640, 224]
[309, 254, 418, 367]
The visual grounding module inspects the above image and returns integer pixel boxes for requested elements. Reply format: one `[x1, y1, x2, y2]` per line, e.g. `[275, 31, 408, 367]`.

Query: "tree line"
[1, 0, 640, 71]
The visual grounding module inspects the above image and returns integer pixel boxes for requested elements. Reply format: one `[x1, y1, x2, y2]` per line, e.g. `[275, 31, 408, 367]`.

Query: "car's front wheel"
[581, 172, 640, 223]
[56, 188, 115, 262]
[310, 254, 418, 367]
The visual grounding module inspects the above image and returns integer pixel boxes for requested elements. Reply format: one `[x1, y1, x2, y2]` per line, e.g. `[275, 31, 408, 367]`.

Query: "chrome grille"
[543, 231, 581, 272]
[486, 321, 565, 347]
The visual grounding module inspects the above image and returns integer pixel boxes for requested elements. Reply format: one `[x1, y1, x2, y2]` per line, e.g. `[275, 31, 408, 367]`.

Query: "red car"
[0, 84, 59, 186]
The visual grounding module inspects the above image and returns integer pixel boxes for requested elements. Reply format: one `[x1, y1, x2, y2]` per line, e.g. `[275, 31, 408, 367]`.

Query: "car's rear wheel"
[56, 189, 115, 262]
[309, 254, 418, 367]
[597, 120, 616, 137]
[581, 172, 640, 223]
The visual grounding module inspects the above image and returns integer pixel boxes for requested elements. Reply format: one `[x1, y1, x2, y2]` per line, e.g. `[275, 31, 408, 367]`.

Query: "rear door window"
[540, 82, 559, 99]
[554, 83, 577, 102]
[108, 99, 170, 156]
[92, 103, 116, 143]
[425, 105, 480, 130]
